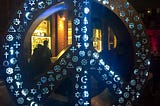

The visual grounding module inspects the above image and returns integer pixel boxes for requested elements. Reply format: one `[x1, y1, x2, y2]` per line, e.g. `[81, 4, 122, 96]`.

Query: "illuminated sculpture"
[2, 0, 150, 105]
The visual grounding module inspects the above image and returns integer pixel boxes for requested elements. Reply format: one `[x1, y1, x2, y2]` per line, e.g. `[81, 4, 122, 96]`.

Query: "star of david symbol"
[1, 0, 150, 106]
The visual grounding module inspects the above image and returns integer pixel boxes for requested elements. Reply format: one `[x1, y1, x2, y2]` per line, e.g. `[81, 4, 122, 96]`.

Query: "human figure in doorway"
[29, 44, 43, 78]
[29, 40, 52, 81]
[41, 40, 52, 72]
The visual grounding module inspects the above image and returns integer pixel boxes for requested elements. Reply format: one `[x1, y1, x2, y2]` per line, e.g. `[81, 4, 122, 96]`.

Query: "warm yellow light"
[93, 29, 102, 52]
[33, 20, 49, 36]
[147, 9, 152, 14]
[113, 35, 117, 48]
[68, 20, 72, 45]
[61, 17, 66, 21]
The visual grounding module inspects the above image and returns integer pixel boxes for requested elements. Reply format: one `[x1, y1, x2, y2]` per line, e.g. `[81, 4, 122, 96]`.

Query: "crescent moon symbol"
[25, 12, 33, 20]
[30, 101, 38, 106]
[81, 76, 87, 84]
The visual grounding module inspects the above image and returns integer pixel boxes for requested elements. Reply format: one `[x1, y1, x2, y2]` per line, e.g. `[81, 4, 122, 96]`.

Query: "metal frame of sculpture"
[1, 0, 150, 105]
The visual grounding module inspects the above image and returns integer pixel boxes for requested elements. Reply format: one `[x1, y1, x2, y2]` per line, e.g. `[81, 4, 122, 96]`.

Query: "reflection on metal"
[108, 27, 117, 50]
[68, 20, 72, 45]
[93, 28, 102, 52]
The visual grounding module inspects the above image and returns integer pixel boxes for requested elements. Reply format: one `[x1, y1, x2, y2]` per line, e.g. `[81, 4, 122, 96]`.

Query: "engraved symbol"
[75, 74, 80, 81]
[49, 83, 54, 90]
[10, 47, 14, 55]
[16, 82, 23, 89]
[14, 73, 22, 81]
[10, 58, 17, 65]
[4, 52, 9, 59]
[21, 89, 29, 96]
[8, 25, 16, 32]
[67, 62, 74, 68]
[31, 88, 37, 95]
[6, 67, 13, 75]
[84, 7, 90, 14]
[41, 76, 47, 83]
[46, 0, 52, 5]
[3, 43, 9, 50]
[75, 92, 81, 98]
[73, 0, 78, 6]
[54, 65, 61, 72]
[120, 11, 125, 17]
[17, 97, 24, 105]
[70, 46, 77, 53]
[83, 0, 89, 5]
[129, 23, 135, 29]
[6, 77, 14, 84]
[102, 0, 109, 5]
[14, 42, 20, 48]
[13, 18, 20, 25]
[81, 76, 88, 84]
[29, 0, 35, 6]
[6, 34, 14, 41]
[81, 26, 87, 33]
[17, 10, 22, 18]
[14, 91, 19, 97]
[74, 18, 80, 25]
[60, 58, 67, 65]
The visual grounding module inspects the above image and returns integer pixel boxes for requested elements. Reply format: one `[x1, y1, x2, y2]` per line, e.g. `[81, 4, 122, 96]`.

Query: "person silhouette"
[28, 41, 52, 81]
[41, 40, 52, 72]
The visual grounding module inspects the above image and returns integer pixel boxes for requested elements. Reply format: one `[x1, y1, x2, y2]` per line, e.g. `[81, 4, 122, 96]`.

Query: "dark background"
[0, 0, 160, 34]
[0, 0, 160, 106]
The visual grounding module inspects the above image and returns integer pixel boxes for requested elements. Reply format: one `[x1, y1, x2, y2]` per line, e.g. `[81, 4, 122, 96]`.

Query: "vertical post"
[67, 0, 92, 105]
[70, 0, 91, 50]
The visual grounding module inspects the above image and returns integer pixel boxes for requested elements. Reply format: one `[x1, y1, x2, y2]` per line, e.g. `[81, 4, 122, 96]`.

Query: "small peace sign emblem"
[1, 0, 150, 106]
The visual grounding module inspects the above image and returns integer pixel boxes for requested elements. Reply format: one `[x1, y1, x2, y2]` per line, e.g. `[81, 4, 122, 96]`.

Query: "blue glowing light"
[1, 0, 150, 105]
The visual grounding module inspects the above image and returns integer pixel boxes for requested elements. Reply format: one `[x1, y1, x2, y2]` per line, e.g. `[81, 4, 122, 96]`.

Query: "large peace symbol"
[1, 0, 150, 106]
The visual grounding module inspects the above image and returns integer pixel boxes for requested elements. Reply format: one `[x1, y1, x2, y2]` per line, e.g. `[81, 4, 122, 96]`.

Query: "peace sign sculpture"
[1, 0, 150, 106]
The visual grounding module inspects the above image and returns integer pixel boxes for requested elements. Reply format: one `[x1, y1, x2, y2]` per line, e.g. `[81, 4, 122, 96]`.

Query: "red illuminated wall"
[147, 29, 160, 56]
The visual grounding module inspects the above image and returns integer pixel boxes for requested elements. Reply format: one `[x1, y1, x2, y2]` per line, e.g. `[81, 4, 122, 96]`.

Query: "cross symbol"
[15, 51, 20, 57]
[49, 83, 54, 90]
[3, 43, 9, 50]
[4, 52, 9, 59]
[37, 82, 42, 89]
[83, 0, 89, 5]
[14, 42, 20, 48]
[70, 46, 77, 53]
[125, 85, 131, 91]
[84, 101, 90, 106]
